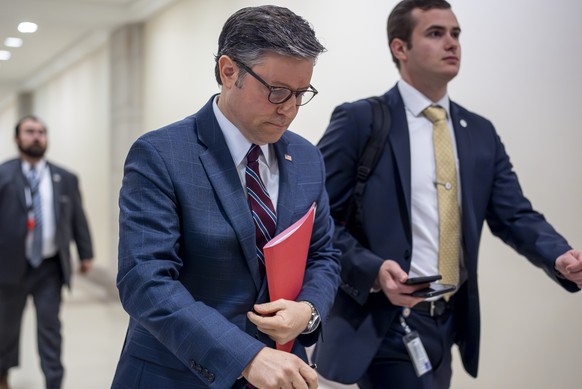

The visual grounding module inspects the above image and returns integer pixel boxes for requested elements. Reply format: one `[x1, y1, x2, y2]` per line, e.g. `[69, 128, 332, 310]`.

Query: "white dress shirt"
[212, 96, 280, 208]
[397, 80, 462, 279]
[22, 159, 57, 259]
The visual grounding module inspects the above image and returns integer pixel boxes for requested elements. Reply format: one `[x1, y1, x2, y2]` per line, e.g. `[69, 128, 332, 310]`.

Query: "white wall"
[142, 1, 582, 388]
[32, 46, 111, 271]
[3, 0, 580, 387]
[0, 96, 17, 159]
[141, 0, 399, 141]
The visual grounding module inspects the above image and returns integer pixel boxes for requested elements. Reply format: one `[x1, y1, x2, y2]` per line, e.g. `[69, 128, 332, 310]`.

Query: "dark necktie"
[423, 106, 460, 292]
[245, 144, 277, 278]
[28, 168, 43, 267]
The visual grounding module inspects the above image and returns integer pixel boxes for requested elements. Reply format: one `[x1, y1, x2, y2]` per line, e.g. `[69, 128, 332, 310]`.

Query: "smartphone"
[405, 274, 442, 285]
[410, 283, 456, 298]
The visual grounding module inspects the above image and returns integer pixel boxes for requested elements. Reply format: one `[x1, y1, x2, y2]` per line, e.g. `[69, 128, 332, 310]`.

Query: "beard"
[18, 141, 46, 159]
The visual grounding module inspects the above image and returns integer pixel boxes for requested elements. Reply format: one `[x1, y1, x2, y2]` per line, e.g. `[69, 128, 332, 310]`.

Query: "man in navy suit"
[111, 5, 340, 389]
[0, 115, 94, 389]
[312, 0, 582, 388]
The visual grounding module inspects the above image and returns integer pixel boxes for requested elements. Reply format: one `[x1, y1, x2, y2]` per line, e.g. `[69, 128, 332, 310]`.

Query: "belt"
[411, 298, 450, 317]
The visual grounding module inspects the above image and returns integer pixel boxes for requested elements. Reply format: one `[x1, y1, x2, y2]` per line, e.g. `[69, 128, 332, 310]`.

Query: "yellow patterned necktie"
[423, 106, 460, 291]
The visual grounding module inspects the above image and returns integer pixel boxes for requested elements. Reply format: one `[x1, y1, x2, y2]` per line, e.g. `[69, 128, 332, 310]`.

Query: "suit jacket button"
[190, 361, 203, 373]
[208, 373, 215, 382]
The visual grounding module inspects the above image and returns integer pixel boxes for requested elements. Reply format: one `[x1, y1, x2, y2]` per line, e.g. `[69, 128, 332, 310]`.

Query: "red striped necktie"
[28, 168, 44, 267]
[245, 144, 277, 278]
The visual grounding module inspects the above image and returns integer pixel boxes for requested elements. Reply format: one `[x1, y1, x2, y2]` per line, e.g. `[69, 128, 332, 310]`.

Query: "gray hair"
[214, 5, 326, 85]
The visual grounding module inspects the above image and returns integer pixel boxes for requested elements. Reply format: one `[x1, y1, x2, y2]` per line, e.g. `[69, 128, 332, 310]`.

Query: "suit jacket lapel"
[272, 137, 295, 234]
[386, 88, 412, 237]
[450, 102, 476, 266]
[49, 164, 62, 226]
[196, 98, 263, 290]
[14, 160, 28, 212]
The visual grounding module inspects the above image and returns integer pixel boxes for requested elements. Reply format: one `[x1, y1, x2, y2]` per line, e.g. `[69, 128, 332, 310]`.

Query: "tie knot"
[246, 144, 262, 164]
[424, 106, 447, 124]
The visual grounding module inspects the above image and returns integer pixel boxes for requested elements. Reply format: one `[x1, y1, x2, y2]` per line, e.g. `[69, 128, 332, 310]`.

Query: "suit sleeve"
[69, 174, 93, 260]
[317, 102, 386, 305]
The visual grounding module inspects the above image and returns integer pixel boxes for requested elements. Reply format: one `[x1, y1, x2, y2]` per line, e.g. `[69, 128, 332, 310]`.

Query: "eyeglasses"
[234, 60, 318, 106]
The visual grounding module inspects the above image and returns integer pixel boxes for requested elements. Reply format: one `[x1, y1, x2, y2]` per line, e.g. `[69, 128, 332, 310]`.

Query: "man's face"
[219, 52, 314, 145]
[401, 8, 461, 85]
[16, 119, 47, 159]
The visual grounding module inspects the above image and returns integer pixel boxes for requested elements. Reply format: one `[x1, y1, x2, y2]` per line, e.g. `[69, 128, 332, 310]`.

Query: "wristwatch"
[301, 301, 321, 334]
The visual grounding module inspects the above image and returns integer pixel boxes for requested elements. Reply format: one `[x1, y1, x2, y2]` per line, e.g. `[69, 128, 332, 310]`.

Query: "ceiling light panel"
[5, 37, 23, 48]
[18, 22, 38, 33]
[0, 50, 12, 60]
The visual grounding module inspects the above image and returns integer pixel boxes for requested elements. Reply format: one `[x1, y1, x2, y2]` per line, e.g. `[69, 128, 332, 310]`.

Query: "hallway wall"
[33, 46, 111, 271]
[0, 1, 580, 387]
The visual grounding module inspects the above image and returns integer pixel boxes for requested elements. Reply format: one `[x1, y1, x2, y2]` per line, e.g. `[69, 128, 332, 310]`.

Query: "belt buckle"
[429, 299, 447, 317]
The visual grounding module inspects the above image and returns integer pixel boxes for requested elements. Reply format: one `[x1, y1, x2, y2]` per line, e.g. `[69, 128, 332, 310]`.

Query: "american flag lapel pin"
[284, 154, 292, 161]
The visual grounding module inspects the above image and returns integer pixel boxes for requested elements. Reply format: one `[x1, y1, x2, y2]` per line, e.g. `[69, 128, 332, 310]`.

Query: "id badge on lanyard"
[400, 308, 432, 377]
[25, 185, 35, 231]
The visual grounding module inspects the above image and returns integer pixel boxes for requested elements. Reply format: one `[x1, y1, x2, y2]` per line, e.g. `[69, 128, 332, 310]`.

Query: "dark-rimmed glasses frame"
[234, 60, 318, 106]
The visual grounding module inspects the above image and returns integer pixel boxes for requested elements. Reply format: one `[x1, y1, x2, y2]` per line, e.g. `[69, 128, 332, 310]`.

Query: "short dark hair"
[387, 0, 452, 68]
[14, 115, 46, 137]
[214, 5, 326, 85]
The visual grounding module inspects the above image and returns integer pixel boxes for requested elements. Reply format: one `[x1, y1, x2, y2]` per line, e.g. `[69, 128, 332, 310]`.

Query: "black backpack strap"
[350, 96, 392, 237]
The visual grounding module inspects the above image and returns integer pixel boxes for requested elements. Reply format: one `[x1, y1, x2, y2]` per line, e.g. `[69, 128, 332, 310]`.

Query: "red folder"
[264, 202, 317, 352]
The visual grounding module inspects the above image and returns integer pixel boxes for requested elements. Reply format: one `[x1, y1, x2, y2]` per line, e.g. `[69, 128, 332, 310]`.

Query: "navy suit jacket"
[0, 159, 93, 287]
[312, 86, 578, 383]
[112, 96, 340, 388]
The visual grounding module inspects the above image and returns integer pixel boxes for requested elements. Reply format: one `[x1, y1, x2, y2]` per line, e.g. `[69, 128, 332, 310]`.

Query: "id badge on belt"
[400, 308, 432, 377]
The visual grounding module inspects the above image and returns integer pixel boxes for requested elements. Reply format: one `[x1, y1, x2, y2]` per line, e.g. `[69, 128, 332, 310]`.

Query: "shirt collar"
[397, 79, 451, 119]
[212, 95, 272, 167]
[21, 159, 47, 176]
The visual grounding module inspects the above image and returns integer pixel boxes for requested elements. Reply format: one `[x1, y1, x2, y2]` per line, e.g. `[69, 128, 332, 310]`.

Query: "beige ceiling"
[0, 0, 178, 103]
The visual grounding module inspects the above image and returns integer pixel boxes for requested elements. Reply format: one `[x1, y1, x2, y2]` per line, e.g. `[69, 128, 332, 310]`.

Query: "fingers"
[376, 260, 404, 293]
[247, 310, 280, 336]
[557, 250, 582, 273]
[248, 300, 308, 344]
[248, 300, 285, 327]
[565, 259, 582, 273]
[381, 260, 407, 284]
[244, 348, 316, 389]
[377, 260, 430, 307]
[564, 266, 582, 286]
[254, 299, 285, 315]
[555, 250, 582, 288]
[247, 300, 283, 327]
[389, 292, 425, 308]
[249, 311, 282, 332]
[79, 260, 92, 274]
[299, 364, 318, 389]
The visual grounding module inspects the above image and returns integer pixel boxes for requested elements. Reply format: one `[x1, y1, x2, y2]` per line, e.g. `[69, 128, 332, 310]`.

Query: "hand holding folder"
[263, 202, 316, 352]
